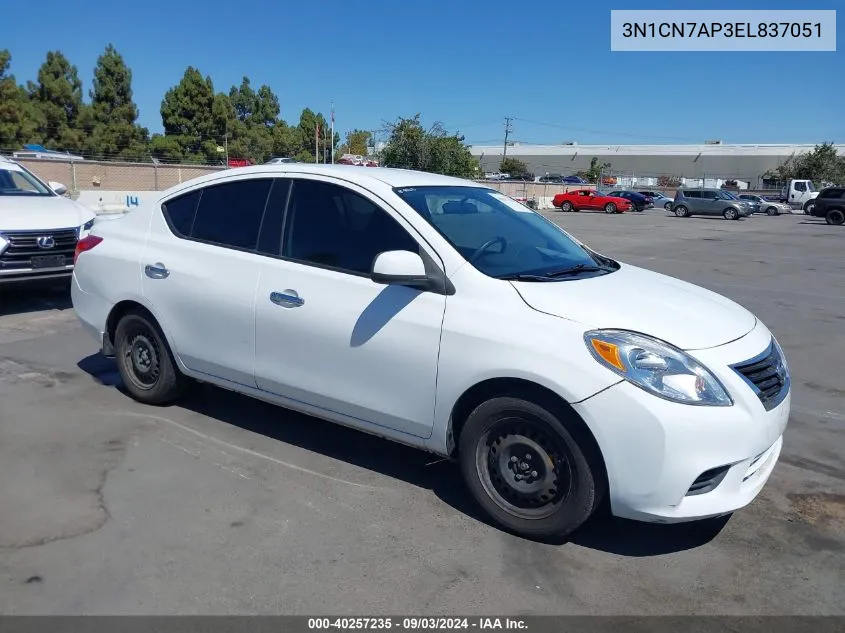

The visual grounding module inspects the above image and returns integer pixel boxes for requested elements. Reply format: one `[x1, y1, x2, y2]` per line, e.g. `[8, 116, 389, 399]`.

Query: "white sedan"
[71, 164, 790, 539]
[738, 194, 792, 215]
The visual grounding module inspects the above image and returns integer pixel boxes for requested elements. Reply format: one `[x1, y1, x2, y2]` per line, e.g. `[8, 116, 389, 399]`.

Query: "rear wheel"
[604, 202, 616, 214]
[724, 207, 739, 220]
[804, 200, 815, 215]
[826, 209, 845, 226]
[459, 397, 602, 539]
[766, 206, 779, 216]
[114, 310, 186, 405]
[674, 205, 689, 217]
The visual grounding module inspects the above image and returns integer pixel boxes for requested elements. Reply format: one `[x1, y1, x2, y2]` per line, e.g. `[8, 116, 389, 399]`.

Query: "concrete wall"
[18, 158, 225, 194]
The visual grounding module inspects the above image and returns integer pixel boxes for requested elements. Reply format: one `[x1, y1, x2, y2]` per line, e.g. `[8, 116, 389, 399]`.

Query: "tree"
[87, 44, 148, 160]
[379, 114, 478, 178]
[158, 67, 220, 162]
[763, 143, 845, 186]
[28, 51, 86, 151]
[339, 129, 372, 156]
[0, 50, 40, 149]
[576, 156, 611, 183]
[499, 157, 528, 175]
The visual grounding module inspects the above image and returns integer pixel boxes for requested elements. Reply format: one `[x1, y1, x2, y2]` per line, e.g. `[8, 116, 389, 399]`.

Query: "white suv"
[71, 164, 790, 539]
[0, 156, 96, 286]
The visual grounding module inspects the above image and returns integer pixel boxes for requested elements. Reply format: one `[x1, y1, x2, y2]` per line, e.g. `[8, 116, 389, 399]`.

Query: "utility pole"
[502, 117, 513, 164]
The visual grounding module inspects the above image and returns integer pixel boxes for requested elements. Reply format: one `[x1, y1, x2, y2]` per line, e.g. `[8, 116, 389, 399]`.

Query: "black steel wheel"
[459, 397, 603, 539]
[114, 309, 186, 405]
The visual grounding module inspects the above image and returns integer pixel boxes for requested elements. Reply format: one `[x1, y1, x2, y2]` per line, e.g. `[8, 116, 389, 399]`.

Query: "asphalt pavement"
[1, 209, 843, 615]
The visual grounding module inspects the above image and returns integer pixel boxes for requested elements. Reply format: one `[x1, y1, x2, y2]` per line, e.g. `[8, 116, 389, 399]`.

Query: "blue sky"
[3, 0, 842, 146]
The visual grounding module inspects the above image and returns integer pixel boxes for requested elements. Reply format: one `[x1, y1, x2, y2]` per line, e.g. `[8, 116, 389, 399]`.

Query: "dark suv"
[810, 187, 845, 225]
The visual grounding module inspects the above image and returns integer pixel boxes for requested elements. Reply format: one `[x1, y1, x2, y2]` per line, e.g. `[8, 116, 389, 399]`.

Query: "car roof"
[0, 155, 25, 171]
[160, 163, 478, 197]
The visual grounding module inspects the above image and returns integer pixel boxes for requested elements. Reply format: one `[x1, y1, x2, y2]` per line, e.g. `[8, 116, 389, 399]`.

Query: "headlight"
[78, 218, 95, 238]
[584, 329, 733, 406]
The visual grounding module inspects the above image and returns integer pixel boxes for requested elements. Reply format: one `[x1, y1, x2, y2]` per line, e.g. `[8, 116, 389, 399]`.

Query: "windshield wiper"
[496, 273, 557, 282]
[542, 264, 610, 277]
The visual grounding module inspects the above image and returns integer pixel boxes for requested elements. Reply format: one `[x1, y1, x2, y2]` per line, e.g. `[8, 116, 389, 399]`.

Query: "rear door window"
[191, 179, 273, 250]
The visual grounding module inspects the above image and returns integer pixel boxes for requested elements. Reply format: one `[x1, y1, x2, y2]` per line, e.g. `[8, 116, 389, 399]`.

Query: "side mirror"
[49, 181, 68, 195]
[371, 250, 430, 288]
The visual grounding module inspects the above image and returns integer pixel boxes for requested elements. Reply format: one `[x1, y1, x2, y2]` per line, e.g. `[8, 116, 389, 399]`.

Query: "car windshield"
[394, 186, 617, 280]
[806, 181, 816, 191]
[0, 167, 53, 196]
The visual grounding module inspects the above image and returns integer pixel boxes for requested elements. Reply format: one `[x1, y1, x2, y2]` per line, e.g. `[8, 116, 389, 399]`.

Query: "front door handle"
[270, 290, 304, 308]
[145, 263, 169, 279]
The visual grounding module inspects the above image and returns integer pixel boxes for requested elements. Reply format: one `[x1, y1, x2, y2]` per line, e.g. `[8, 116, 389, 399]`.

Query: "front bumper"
[573, 319, 789, 523]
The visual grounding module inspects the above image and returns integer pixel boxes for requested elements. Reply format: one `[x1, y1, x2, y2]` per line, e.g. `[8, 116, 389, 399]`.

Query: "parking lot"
[1, 209, 843, 615]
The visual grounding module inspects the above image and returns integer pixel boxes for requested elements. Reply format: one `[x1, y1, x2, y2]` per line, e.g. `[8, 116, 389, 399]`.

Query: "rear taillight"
[74, 235, 103, 264]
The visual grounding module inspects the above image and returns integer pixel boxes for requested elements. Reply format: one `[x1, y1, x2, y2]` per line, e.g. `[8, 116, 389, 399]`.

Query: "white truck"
[780, 179, 819, 214]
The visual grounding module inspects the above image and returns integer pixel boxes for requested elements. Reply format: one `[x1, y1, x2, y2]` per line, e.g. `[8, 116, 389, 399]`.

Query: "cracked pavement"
[0, 211, 843, 614]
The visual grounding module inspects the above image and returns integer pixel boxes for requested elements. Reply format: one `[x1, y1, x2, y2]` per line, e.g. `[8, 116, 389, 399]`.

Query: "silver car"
[738, 193, 791, 216]
[671, 188, 754, 220]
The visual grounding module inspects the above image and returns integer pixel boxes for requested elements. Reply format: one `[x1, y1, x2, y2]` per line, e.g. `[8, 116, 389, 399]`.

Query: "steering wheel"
[469, 236, 507, 263]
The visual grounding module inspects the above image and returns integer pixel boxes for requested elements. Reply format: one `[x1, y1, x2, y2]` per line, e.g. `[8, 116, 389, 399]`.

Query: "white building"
[470, 142, 844, 188]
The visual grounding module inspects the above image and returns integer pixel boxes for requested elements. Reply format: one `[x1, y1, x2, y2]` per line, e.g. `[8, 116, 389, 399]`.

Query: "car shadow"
[0, 283, 72, 317]
[77, 352, 730, 556]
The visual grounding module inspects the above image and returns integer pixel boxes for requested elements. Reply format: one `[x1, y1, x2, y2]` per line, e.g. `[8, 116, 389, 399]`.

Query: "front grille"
[686, 465, 730, 496]
[0, 228, 78, 270]
[730, 340, 790, 411]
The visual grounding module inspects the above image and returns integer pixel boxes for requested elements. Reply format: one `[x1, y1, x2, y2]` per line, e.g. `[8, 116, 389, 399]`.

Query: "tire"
[114, 309, 186, 405]
[724, 207, 739, 220]
[561, 201, 573, 212]
[804, 200, 815, 215]
[674, 205, 689, 217]
[604, 202, 616, 214]
[664, 202, 672, 211]
[766, 206, 779, 216]
[826, 209, 845, 226]
[458, 396, 602, 539]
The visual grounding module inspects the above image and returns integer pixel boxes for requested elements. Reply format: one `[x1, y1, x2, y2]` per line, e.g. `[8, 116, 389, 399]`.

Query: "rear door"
[141, 177, 278, 386]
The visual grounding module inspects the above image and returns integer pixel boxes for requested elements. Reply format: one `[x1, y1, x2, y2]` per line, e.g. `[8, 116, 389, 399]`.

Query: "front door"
[254, 177, 446, 439]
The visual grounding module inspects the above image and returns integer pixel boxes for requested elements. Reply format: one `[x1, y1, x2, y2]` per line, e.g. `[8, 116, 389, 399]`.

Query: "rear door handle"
[145, 263, 169, 279]
[270, 290, 304, 308]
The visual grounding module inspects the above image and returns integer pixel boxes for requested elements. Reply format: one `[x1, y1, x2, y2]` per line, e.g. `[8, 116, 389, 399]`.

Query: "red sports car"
[552, 189, 632, 213]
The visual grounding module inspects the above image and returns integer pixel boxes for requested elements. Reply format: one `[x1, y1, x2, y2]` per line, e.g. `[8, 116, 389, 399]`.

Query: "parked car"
[638, 190, 674, 210]
[71, 164, 790, 540]
[227, 158, 252, 168]
[0, 155, 96, 286]
[737, 194, 790, 216]
[780, 179, 819, 213]
[671, 188, 754, 220]
[605, 190, 651, 212]
[562, 175, 588, 184]
[552, 189, 632, 213]
[509, 173, 536, 182]
[539, 174, 563, 184]
[265, 157, 297, 165]
[809, 186, 845, 225]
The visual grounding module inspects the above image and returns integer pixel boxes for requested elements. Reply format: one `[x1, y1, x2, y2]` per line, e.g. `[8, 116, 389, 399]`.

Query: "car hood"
[511, 263, 757, 351]
[0, 195, 95, 231]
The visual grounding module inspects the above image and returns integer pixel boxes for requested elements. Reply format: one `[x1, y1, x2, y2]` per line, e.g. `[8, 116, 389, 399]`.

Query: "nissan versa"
[71, 164, 790, 539]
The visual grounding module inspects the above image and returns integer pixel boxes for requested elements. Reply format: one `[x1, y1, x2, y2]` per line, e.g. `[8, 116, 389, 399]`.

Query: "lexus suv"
[71, 164, 790, 540]
[0, 156, 96, 286]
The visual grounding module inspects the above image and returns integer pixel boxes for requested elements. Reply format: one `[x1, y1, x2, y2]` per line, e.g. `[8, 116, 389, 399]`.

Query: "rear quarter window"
[162, 190, 200, 237]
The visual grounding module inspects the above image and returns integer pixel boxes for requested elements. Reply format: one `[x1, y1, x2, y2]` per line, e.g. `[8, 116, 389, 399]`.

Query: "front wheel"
[766, 206, 779, 216]
[459, 397, 602, 539]
[724, 207, 739, 220]
[826, 209, 845, 226]
[114, 310, 186, 405]
[604, 202, 616, 214]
